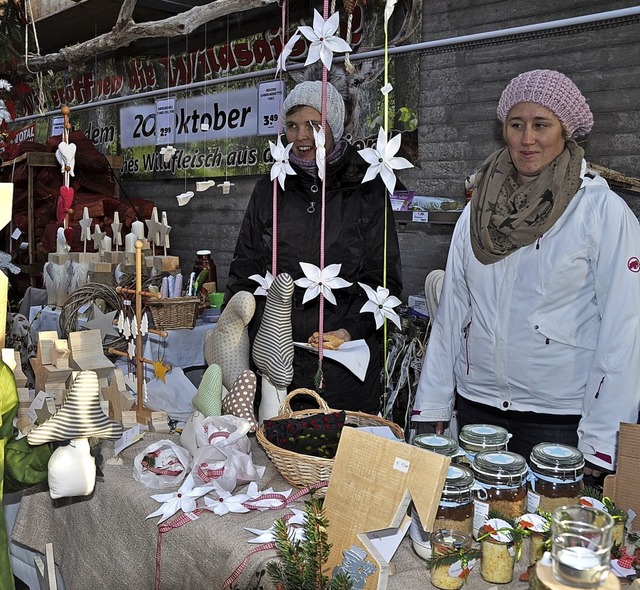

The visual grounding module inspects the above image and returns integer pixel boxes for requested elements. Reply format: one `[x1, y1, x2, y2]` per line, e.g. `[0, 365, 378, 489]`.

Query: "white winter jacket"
[413, 161, 640, 470]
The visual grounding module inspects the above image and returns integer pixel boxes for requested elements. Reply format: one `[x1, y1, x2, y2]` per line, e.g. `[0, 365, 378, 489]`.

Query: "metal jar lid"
[413, 434, 460, 457]
[458, 424, 510, 450]
[196, 249, 212, 256]
[530, 442, 585, 481]
[471, 450, 529, 487]
[442, 464, 475, 495]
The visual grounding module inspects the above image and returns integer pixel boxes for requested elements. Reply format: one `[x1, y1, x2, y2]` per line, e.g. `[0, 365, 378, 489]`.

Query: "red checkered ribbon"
[207, 430, 231, 445]
[617, 547, 636, 570]
[142, 451, 184, 477]
[155, 509, 205, 590]
[197, 463, 225, 483]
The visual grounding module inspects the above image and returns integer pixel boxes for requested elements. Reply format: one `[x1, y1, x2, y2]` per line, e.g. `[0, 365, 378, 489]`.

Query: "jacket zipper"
[594, 376, 605, 399]
[463, 319, 472, 375]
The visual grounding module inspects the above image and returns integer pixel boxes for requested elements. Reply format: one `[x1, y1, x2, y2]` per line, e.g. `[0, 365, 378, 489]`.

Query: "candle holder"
[551, 504, 614, 588]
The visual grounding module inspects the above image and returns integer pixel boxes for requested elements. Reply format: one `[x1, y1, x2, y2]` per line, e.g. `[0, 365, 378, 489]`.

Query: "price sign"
[50, 117, 65, 137]
[155, 98, 175, 145]
[257, 80, 285, 136]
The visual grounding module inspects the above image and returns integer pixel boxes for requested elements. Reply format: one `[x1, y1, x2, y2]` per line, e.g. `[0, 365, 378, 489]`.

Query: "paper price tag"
[257, 80, 285, 136]
[156, 98, 176, 145]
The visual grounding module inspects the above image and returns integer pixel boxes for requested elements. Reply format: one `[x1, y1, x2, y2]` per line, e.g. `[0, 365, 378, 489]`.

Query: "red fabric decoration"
[56, 185, 74, 222]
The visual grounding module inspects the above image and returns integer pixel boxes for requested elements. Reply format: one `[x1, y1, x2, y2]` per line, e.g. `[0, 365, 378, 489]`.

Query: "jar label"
[473, 499, 489, 539]
[543, 445, 574, 458]
[484, 452, 515, 464]
[527, 490, 541, 513]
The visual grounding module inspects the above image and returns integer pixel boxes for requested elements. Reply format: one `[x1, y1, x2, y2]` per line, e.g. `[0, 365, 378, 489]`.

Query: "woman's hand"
[307, 329, 352, 350]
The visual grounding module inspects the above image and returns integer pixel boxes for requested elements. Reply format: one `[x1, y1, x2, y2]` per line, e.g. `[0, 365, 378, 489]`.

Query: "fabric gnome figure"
[27, 370, 123, 499]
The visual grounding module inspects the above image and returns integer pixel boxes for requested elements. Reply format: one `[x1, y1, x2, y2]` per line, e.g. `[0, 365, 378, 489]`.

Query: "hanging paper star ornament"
[250, 271, 274, 296]
[275, 32, 302, 74]
[299, 10, 352, 70]
[294, 262, 352, 305]
[160, 145, 176, 163]
[358, 283, 402, 329]
[312, 125, 326, 181]
[269, 136, 296, 189]
[146, 473, 214, 523]
[358, 127, 413, 194]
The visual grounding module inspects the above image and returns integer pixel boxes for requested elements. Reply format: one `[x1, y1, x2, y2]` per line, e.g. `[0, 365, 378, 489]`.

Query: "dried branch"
[23, 0, 279, 72]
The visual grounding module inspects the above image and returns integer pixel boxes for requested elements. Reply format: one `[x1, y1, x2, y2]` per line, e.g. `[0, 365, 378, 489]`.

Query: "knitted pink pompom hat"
[497, 69, 594, 137]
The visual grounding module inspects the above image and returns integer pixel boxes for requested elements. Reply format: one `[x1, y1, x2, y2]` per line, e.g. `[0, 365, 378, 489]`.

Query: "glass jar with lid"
[471, 450, 528, 538]
[430, 529, 473, 590]
[527, 442, 584, 514]
[435, 464, 475, 535]
[410, 434, 463, 560]
[458, 424, 510, 464]
[413, 433, 461, 460]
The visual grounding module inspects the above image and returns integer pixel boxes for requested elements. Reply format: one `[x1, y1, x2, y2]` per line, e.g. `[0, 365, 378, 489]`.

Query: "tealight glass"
[551, 504, 614, 588]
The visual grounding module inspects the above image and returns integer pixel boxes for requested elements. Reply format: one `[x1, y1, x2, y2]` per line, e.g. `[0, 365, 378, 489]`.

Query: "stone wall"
[122, 0, 640, 300]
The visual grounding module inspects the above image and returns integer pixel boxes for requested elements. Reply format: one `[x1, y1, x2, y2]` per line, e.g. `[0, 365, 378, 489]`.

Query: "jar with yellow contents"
[434, 464, 475, 536]
[471, 450, 528, 538]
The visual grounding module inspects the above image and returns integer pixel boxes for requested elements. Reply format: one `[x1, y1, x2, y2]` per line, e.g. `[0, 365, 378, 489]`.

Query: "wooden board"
[323, 428, 450, 589]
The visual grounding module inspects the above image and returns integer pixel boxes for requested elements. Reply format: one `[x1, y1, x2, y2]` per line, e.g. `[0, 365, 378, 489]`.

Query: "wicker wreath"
[59, 283, 128, 356]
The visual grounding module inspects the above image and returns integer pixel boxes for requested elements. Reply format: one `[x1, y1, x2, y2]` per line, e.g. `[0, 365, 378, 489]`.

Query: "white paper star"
[145, 208, 160, 246]
[146, 473, 214, 523]
[245, 508, 306, 544]
[358, 283, 402, 329]
[276, 32, 302, 74]
[312, 125, 326, 181]
[359, 127, 413, 194]
[269, 136, 296, 190]
[294, 262, 352, 305]
[196, 180, 216, 192]
[249, 271, 274, 296]
[202, 482, 288, 516]
[299, 10, 352, 70]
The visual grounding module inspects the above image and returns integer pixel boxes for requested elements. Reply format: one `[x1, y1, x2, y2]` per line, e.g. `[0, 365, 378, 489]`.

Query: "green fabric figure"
[1, 359, 52, 590]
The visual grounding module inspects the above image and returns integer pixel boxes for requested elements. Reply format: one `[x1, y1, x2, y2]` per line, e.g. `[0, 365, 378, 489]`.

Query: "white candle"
[102, 235, 112, 252]
[125, 232, 137, 254]
[131, 220, 145, 239]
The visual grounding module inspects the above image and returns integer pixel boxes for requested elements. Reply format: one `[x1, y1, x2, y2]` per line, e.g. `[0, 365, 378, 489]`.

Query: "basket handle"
[278, 388, 331, 417]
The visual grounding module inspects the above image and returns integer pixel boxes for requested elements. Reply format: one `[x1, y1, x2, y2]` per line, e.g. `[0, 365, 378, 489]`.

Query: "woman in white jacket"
[412, 69, 640, 480]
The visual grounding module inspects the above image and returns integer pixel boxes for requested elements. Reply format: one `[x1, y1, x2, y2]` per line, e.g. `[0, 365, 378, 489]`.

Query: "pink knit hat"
[497, 69, 594, 137]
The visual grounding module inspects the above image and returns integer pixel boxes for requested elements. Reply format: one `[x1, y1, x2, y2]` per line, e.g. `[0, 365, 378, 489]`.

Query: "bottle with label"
[192, 249, 217, 293]
[471, 450, 528, 538]
[458, 424, 510, 464]
[527, 442, 584, 514]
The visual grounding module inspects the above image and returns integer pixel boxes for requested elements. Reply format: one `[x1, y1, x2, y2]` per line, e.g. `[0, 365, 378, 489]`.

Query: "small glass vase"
[481, 538, 515, 584]
[529, 531, 546, 566]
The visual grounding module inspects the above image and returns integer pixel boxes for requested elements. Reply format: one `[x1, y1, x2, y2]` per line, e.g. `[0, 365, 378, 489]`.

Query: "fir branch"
[425, 546, 482, 571]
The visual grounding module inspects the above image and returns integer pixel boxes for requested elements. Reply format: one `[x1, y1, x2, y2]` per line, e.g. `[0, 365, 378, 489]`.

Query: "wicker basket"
[256, 389, 405, 496]
[146, 296, 200, 330]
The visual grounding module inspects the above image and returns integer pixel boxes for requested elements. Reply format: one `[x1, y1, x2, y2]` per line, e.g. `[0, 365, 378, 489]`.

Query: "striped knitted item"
[27, 370, 124, 445]
[252, 273, 294, 389]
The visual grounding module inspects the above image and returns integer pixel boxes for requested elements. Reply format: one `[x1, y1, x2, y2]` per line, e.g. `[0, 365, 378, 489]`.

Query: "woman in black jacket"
[226, 79, 402, 414]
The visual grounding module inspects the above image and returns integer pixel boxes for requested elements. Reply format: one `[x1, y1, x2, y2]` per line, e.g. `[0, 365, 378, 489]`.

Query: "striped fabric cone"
[27, 370, 124, 445]
[252, 273, 294, 389]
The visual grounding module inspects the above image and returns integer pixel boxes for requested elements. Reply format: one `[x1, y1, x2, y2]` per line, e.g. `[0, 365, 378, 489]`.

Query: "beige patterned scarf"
[470, 139, 584, 265]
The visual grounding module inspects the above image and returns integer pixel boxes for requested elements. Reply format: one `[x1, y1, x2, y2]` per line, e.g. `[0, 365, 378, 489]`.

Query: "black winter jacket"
[225, 141, 402, 413]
